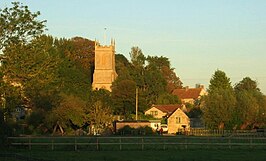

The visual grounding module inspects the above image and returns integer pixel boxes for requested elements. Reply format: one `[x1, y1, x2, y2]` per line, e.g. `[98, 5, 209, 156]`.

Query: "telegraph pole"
[136, 87, 138, 120]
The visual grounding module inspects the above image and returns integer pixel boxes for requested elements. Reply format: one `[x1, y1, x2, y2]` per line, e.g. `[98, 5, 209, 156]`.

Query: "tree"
[115, 54, 132, 80]
[209, 70, 232, 92]
[144, 67, 167, 105]
[0, 2, 46, 50]
[62, 37, 95, 82]
[112, 79, 136, 119]
[129, 46, 145, 68]
[88, 101, 113, 134]
[202, 70, 236, 129]
[87, 89, 113, 133]
[234, 77, 266, 129]
[47, 95, 88, 133]
[156, 93, 180, 105]
[2, 35, 61, 111]
[146, 56, 182, 93]
[129, 47, 146, 89]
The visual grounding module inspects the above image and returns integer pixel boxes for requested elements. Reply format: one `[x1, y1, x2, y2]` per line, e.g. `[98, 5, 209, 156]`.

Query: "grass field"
[2, 136, 266, 161]
[2, 149, 266, 161]
[7, 136, 266, 151]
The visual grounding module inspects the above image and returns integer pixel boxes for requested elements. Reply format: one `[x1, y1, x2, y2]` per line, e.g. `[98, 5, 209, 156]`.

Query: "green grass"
[2, 149, 266, 161]
[7, 136, 266, 151]
[3, 136, 266, 161]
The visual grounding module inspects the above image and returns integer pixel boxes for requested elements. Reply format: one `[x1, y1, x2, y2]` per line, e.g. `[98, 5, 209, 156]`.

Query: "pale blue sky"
[1, 0, 266, 94]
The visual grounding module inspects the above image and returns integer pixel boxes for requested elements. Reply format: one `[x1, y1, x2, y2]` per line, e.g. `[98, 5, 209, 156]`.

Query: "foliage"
[62, 37, 95, 82]
[2, 35, 61, 112]
[87, 90, 113, 133]
[115, 54, 132, 80]
[88, 100, 112, 129]
[114, 47, 182, 115]
[202, 70, 236, 129]
[56, 55, 92, 100]
[129, 46, 145, 68]
[48, 95, 87, 131]
[117, 125, 155, 136]
[0, 2, 46, 50]
[234, 77, 266, 129]
[208, 70, 232, 92]
[156, 93, 180, 105]
[112, 79, 136, 119]
[146, 56, 182, 92]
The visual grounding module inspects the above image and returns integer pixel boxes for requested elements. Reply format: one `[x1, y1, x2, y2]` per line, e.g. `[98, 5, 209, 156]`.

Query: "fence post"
[96, 137, 99, 151]
[185, 137, 188, 149]
[163, 138, 166, 150]
[228, 138, 231, 149]
[119, 137, 122, 151]
[141, 137, 144, 151]
[75, 137, 77, 151]
[52, 138, 54, 151]
[28, 137, 31, 150]
[250, 138, 253, 149]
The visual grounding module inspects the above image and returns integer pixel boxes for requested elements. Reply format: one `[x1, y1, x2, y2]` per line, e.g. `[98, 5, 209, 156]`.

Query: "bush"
[117, 125, 155, 136]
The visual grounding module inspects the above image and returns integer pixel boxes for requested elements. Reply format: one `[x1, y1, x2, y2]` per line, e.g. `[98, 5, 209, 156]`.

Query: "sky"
[1, 0, 266, 94]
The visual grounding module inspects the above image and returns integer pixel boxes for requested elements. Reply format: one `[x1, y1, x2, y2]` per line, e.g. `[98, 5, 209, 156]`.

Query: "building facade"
[167, 108, 190, 134]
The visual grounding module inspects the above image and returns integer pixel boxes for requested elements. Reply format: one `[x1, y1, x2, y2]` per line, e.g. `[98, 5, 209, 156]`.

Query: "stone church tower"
[92, 40, 117, 91]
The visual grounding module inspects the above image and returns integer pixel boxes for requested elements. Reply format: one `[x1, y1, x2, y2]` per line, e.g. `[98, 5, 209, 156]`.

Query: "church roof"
[172, 88, 203, 99]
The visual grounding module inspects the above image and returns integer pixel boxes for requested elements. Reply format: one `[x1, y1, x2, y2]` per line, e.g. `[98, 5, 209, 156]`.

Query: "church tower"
[92, 39, 117, 91]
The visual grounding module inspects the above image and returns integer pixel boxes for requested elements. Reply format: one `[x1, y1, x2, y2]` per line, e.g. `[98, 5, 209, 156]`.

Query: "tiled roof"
[172, 88, 203, 99]
[152, 104, 182, 113]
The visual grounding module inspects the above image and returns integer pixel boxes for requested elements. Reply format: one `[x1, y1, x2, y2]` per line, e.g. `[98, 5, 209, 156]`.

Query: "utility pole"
[136, 87, 138, 120]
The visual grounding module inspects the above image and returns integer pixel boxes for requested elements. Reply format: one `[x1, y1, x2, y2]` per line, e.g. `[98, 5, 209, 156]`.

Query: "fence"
[7, 136, 266, 151]
[188, 128, 266, 137]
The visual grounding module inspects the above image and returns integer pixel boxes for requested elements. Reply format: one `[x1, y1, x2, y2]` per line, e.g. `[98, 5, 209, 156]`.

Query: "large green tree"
[46, 94, 88, 134]
[234, 77, 266, 129]
[0, 2, 46, 50]
[112, 79, 136, 119]
[87, 89, 113, 133]
[146, 56, 182, 91]
[2, 35, 61, 111]
[203, 70, 236, 129]
[0, 2, 49, 130]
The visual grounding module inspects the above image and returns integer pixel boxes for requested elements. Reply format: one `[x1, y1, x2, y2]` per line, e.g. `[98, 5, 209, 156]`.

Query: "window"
[176, 117, 181, 124]
[150, 111, 158, 116]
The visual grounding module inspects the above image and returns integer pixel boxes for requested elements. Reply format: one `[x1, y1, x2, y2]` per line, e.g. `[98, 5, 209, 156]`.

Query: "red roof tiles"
[152, 104, 182, 113]
[172, 88, 202, 99]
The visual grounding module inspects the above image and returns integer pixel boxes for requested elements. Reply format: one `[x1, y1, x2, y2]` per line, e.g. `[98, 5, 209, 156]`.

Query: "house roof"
[152, 104, 182, 114]
[168, 108, 189, 119]
[172, 88, 203, 99]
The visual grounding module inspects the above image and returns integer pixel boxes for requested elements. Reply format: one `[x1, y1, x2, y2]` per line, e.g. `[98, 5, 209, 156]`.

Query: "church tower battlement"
[92, 39, 117, 91]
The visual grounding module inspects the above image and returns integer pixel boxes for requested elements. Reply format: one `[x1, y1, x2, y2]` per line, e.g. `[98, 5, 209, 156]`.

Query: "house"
[167, 108, 190, 134]
[144, 104, 184, 119]
[145, 104, 190, 134]
[172, 85, 206, 104]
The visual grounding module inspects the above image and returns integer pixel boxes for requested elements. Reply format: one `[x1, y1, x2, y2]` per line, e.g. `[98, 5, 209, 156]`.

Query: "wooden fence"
[7, 136, 266, 151]
[188, 128, 266, 137]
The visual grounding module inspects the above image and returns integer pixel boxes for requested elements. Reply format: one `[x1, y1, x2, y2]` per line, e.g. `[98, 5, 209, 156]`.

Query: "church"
[92, 39, 117, 91]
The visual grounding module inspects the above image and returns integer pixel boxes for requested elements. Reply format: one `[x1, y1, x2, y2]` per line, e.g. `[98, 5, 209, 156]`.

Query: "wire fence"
[7, 135, 266, 151]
